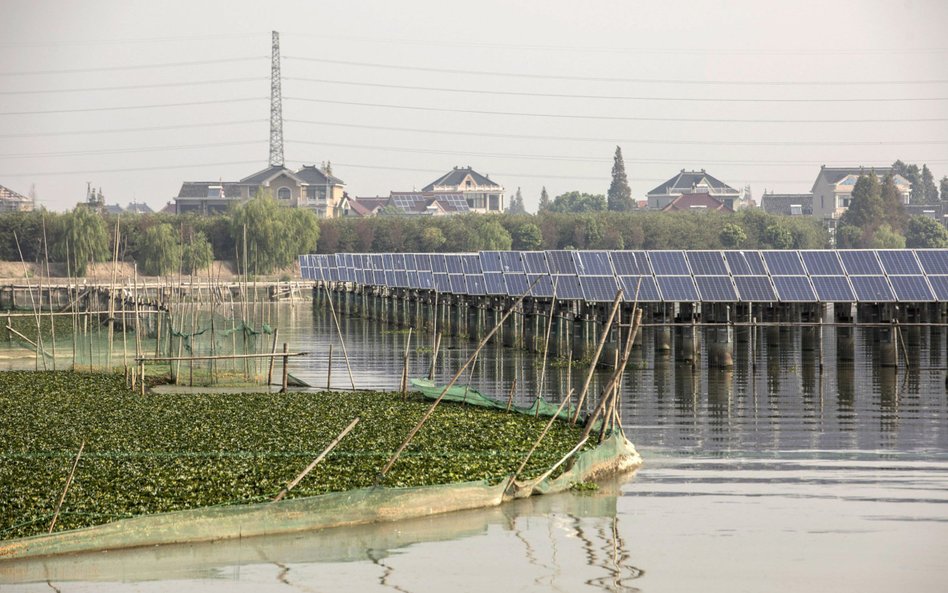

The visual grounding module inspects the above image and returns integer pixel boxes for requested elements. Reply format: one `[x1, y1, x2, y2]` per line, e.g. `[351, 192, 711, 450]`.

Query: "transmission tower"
[268, 30, 284, 168]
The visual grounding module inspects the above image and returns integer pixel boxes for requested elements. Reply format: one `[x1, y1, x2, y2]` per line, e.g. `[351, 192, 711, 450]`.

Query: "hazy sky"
[1, 0, 947, 212]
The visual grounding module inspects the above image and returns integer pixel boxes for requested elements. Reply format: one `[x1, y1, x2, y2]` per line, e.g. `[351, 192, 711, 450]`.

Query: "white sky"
[1, 0, 947, 212]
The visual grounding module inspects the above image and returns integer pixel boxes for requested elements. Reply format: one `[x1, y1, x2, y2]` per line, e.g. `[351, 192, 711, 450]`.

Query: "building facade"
[760, 192, 814, 216]
[421, 166, 504, 213]
[810, 165, 911, 222]
[0, 184, 33, 213]
[646, 169, 744, 210]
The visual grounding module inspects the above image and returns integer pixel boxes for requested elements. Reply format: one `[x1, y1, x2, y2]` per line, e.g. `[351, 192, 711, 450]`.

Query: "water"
[2, 303, 947, 592]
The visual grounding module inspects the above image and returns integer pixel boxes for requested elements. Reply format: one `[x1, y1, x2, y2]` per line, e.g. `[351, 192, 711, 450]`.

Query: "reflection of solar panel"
[888, 275, 934, 301]
[839, 251, 882, 275]
[771, 276, 816, 301]
[849, 276, 894, 301]
[579, 276, 620, 301]
[479, 251, 503, 272]
[810, 276, 855, 302]
[724, 251, 767, 275]
[617, 276, 661, 302]
[656, 276, 699, 301]
[733, 276, 776, 302]
[522, 252, 550, 274]
[484, 272, 506, 294]
[763, 251, 806, 275]
[610, 251, 652, 275]
[877, 250, 921, 275]
[695, 276, 737, 301]
[650, 251, 690, 275]
[801, 251, 844, 276]
[915, 250, 948, 274]
[687, 251, 728, 276]
[546, 251, 576, 274]
[927, 275, 948, 299]
[574, 251, 613, 275]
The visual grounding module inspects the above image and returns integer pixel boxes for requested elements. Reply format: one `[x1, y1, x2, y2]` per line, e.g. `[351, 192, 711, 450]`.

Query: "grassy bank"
[0, 371, 586, 540]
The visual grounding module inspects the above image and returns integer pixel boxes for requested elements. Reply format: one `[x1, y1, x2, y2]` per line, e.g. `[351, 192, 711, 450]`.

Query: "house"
[647, 169, 744, 210]
[760, 192, 813, 216]
[343, 192, 472, 217]
[810, 165, 911, 223]
[174, 163, 346, 217]
[421, 166, 504, 213]
[660, 192, 731, 213]
[0, 184, 33, 212]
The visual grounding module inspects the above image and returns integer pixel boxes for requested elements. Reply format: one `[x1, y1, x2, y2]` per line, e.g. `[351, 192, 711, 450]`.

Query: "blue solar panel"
[392, 253, 405, 270]
[579, 276, 620, 302]
[810, 276, 855, 302]
[418, 271, 435, 290]
[551, 275, 583, 300]
[574, 251, 613, 275]
[499, 251, 524, 273]
[927, 275, 948, 299]
[763, 251, 806, 275]
[617, 276, 661, 302]
[546, 251, 577, 274]
[373, 270, 386, 286]
[466, 274, 487, 295]
[382, 253, 394, 271]
[734, 276, 776, 302]
[445, 255, 464, 274]
[695, 276, 737, 301]
[610, 251, 652, 275]
[839, 251, 882, 275]
[687, 251, 728, 276]
[877, 250, 922, 275]
[448, 275, 467, 294]
[484, 272, 506, 295]
[650, 251, 690, 275]
[405, 271, 419, 289]
[384, 271, 396, 286]
[888, 275, 934, 301]
[430, 254, 447, 273]
[394, 271, 408, 287]
[915, 250, 948, 275]
[434, 273, 450, 292]
[522, 252, 550, 274]
[771, 276, 816, 302]
[849, 276, 894, 302]
[479, 251, 503, 272]
[460, 254, 481, 275]
[657, 276, 699, 301]
[403, 254, 417, 271]
[801, 251, 844, 276]
[415, 254, 432, 272]
[725, 251, 767, 275]
[529, 274, 555, 298]
[504, 273, 529, 296]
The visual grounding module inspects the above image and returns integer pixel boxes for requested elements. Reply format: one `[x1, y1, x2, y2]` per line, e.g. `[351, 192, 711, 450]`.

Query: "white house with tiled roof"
[646, 169, 743, 210]
[0, 184, 33, 213]
[810, 165, 911, 223]
[422, 166, 504, 213]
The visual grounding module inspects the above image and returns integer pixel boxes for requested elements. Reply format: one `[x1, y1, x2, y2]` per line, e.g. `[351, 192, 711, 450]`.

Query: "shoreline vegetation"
[0, 370, 591, 541]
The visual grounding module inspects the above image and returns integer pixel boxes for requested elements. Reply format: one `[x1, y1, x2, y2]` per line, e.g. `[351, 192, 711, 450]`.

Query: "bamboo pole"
[378, 277, 539, 481]
[137, 351, 308, 363]
[571, 290, 623, 424]
[505, 375, 518, 411]
[5, 325, 53, 358]
[327, 344, 333, 389]
[267, 327, 280, 386]
[280, 343, 289, 393]
[536, 284, 558, 405]
[428, 331, 442, 381]
[42, 217, 56, 370]
[272, 417, 361, 503]
[401, 327, 413, 399]
[507, 389, 574, 487]
[13, 231, 45, 371]
[323, 281, 355, 389]
[49, 440, 84, 533]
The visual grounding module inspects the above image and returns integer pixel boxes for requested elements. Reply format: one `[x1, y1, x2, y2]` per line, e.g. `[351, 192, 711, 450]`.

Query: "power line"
[0, 119, 267, 139]
[284, 76, 948, 104]
[0, 56, 268, 77]
[0, 77, 268, 95]
[287, 118, 948, 146]
[0, 140, 263, 159]
[285, 96, 948, 124]
[0, 97, 268, 116]
[0, 32, 268, 48]
[283, 56, 948, 86]
[0, 160, 264, 178]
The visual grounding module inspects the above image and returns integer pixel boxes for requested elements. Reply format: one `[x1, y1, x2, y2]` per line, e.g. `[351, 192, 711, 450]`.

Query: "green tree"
[538, 186, 551, 212]
[720, 222, 747, 248]
[762, 222, 794, 249]
[892, 160, 923, 204]
[419, 226, 446, 251]
[548, 191, 607, 213]
[230, 189, 320, 274]
[511, 221, 543, 250]
[476, 219, 513, 250]
[940, 176, 948, 203]
[870, 224, 905, 248]
[607, 146, 633, 211]
[57, 206, 108, 276]
[835, 224, 864, 249]
[138, 223, 182, 276]
[880, 172, 907, 232]
[507, 187, 527, 214]
[840, 173, 883, 230]
[905, 215, 948, 248]
[181, 231, 214, 275]
[921, 164, 938, 203]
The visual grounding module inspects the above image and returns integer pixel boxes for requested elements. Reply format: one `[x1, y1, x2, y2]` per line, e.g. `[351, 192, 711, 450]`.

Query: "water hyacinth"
[0, 371, 586, 539]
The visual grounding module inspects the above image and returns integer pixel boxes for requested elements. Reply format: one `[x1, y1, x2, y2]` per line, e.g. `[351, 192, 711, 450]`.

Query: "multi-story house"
[0, 184, 33, 213]
[646, 169, 745, 210]
[810, 165, 911, 223]
[421, 166, 504, 213]
[760, 192, 814, 216]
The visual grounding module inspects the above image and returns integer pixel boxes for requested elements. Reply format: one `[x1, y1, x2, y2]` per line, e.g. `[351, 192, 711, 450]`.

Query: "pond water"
[2, 302, 947, 592]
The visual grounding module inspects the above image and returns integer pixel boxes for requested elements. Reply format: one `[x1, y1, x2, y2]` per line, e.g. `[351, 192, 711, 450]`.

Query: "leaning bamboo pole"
[571, 290, 623, 425]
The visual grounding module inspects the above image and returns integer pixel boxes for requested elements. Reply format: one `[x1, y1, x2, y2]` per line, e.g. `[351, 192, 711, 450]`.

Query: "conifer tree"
[538, 186, 551, 212]
[507, 187, 527, 214]
[607, 146, 633, 211]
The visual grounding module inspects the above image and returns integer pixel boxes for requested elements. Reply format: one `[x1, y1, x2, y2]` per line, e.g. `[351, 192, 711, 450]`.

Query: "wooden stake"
[571, 290, 623, 424]
[505, 375, 518, 412]
[272, 417, 360, 502]
[49, 440, 84, 533]
[280, 343, 289, 393]
[267, 327, 280, 386]
[507, 389, 574, 487]
[327, 344, 333, 389]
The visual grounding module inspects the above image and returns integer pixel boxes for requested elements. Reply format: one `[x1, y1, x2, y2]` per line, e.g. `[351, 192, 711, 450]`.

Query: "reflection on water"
[2, 303, 947, 592]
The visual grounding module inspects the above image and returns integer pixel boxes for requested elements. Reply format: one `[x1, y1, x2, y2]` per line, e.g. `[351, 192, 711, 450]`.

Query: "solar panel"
[499, 251, 524, 273]
[430, 254, 447, 273]
[687, 251, 728, 276]
[733, 276, 776, 302]
[522, 252, 550, 274]
[392, 253, 405, 270]
[382, 253, 394, 271]
[927, 275, 948, 300]
[724, 251, 767, 275]
[695, 276, 738, 301]
[574, 251, 613, 275]
[546, 251, 577, 274]
[888, 275, 935, 301]
[801, 251, 844, 276]
[528, 274, 556, 298]
[394, 271, 408, 288]
[417, 271, 435, 290]
[372, 270, 386, 286]
[839, 251, 883, 275]
[460, 254, 482, 275]
[449, 275, 467, 294]
[771, 276, 816, 302]
[617, 276, 661, 302]
[445, 255, 464, 274]
[656, 276, 699, 302]
[434, 273, 451, 292]
[810, 276, 855, 302]
[763, 251, 806, 275]
[466, 274, 487, 295]
[484, 272, 506, 295]
[877, 250, 921, 275]
[551, 275, 583, 300]
[579, 276, 620, 302]
[610, 251, 652, 275]
[403, 253, 417, 271]
[415, 254, 432, 272]
[849, 276, 894, 302]
[650, 251, 690, 275]
[915, 250, 948, 275]
[479, 251, 503, 272]
[405, 271, 420, 289]
[384, 271, 396, 287]
[504, 273, 529, 296]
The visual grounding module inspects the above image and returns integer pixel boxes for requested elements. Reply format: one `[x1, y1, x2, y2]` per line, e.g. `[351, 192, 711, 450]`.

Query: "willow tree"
[57, 206, 108, 276]
[230, 189, 320, 275]
[138, 223, 183, 276]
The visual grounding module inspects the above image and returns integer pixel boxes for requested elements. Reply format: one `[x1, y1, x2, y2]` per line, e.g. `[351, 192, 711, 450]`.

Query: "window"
[277, 187, 291, 200]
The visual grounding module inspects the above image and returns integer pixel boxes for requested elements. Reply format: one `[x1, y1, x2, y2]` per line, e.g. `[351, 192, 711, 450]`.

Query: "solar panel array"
[300, 250, 948, 304]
